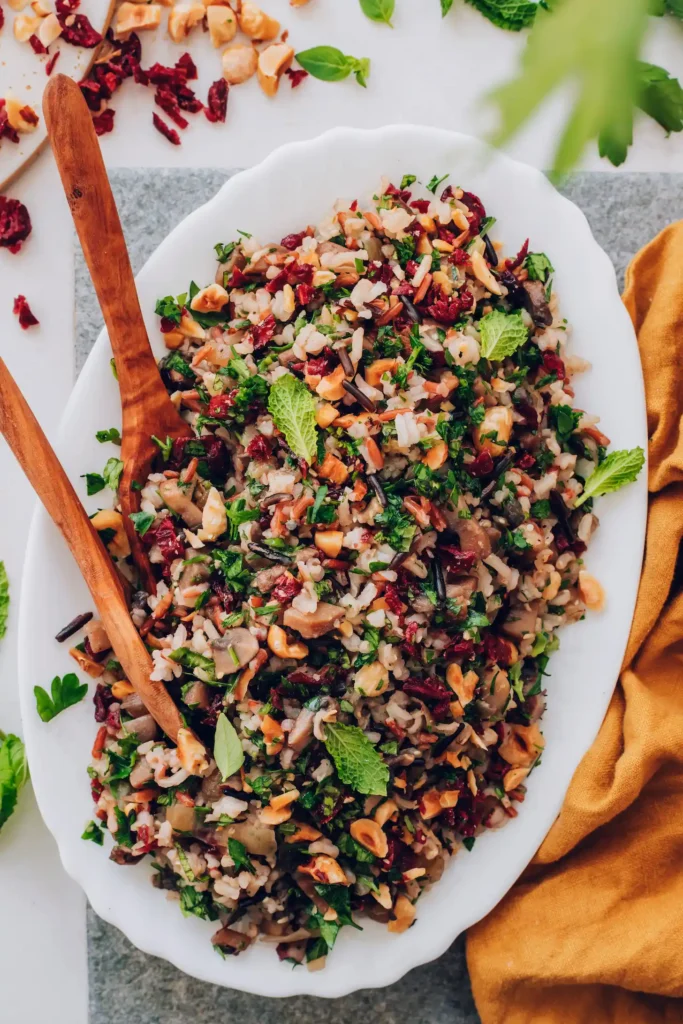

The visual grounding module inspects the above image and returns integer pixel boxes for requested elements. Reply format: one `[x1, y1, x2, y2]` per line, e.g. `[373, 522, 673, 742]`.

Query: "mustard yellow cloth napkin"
[466, 222, 683, 1024]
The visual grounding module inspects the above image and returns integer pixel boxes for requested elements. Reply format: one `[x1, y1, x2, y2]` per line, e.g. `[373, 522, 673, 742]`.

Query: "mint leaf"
[34, 673, 88, 722]
[637, 62, 683, 135]
[214, 241, 237, 262]
[129, 511, 156, 536]
[575, 447, 645, 507]
[82, 472, 105, 495]
[466, 0, 542, 31]
[426, 173, 449, 194]
[103, 457, 124, 492]
[82, 820, 105, 845]
[441, 0, 455, 13]
[166, 647, 217, 683]
[214, 712, 244, 781]
[228, 837, 255, 874]
[296, 46, 371, 87]
[268, 374, 319, 464]
[323, 723, 389, 796]
[524, 252, 554, 282]
[0, 732, 28, 833]
[0, 561, 8, 640]
[549, 404, 581, 443]
[152, 435, 173, 461]
[95, 427, 121, 444]
[360, 0, 394, 24]
[155, 295, 182, 324]
[479, 310, 528, 361]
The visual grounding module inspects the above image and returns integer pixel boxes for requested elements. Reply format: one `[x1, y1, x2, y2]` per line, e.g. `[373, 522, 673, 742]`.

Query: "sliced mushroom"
[211, 926, 251, 954]
[522, 280, 552, 328]
[286, 708, 315, 752]
[183, 680, 211, 710]
[210, 629, 260, 677]
[121, 692, 148, 719]
[165, 802, 197, 833]
[454, 518, 492, 559]
[283, 602, 345, 639]
[122, 714, 158, 743]
[253, 565, 287, 593]
[502, 601, 539, 640]
[217, 821, 278, 858]
[158, 480, 203, 529]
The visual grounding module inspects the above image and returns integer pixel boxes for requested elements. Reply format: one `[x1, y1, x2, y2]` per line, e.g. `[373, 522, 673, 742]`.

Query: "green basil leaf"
[359, 0, 394, 25]
[214, 712, 244, 781]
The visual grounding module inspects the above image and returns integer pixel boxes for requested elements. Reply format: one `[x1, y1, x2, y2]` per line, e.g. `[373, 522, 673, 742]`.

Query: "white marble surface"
[1, 2, 683, 1019]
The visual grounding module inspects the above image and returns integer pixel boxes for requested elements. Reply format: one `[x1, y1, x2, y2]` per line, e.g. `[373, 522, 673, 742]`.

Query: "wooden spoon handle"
[0, 358, 184, 743]
[42, 74, 161, 400]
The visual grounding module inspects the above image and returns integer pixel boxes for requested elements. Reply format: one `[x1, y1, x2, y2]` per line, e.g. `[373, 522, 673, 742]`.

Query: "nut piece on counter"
[38, 11, 62, 46]
[258, 42, 295, 96]
[4, 96, 39, 133]
[238, 0, 280, 41]
[206, 3, 237, 46]
[168, 1, 205, 42]
[221, 43, 259, 85]
[115, 1, 162, 36]
[13, 13, 39, 41]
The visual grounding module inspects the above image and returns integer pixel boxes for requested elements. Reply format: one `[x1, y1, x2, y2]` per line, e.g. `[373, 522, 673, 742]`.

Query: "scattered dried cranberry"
[459, 190, 486, 234]
[0, 197, 32, 253]
[45, 50, 61, 75]
[91, 778, 103, 802]
[405, 259, 420, 278]
[92, 109, 115, 136]
[285, 67, 308, 88]
[202, 692, 225, 728]
[410, 199, 430, 214]
[543, 351, 566, 378]
[0, 8, 3, 31]
[152, 112, 181, 146]
[296, 283, 316, 305]
[449, 248, 470, 266]
[516, 453, 536, 470]
[93, 683, 115, 723]
[12, 295, 39, 329]
[56, 0, 81, 12]
[155, 87, 189, 129]
[446, 639, 476, 659]
[229, 266, 248, 288]
[176, 52, 197, 80]
[402, 677, 451, 703]
[136, 824, 155, 853]
[306, 348, 335, 377]
[484, 632, 513, 667]
[467, 450, 495, 477]
[386, 183, 412, 204]
[384, 585, 405, 616]
[404, 621, 419, 645]
[58, 12, 102, 47]
[281, 231, 306, 250]
[426, 288, 473, 324]
[249, 313, 277, 351]
[28, 34, 47, 54]
[442, 547, 477, 574]
[205, 78, 228, 123]
[0, 101, 19, 145]
[507, 238, 529, 271]
[145, 516, 185, 562]
[208, 393, 234, 419]
[367, 261, 393, 285]
[515, 401, 538, 429]
[272, 574, 303, 604]
[245, 434, 272, 462]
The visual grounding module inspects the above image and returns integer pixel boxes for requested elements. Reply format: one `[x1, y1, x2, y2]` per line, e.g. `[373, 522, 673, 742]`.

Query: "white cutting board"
[0, 0, 114, 191]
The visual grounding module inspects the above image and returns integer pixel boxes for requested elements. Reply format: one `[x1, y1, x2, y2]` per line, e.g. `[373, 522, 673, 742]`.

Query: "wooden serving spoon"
[43, 74, 192, 596]
[0, 358, 185, 744]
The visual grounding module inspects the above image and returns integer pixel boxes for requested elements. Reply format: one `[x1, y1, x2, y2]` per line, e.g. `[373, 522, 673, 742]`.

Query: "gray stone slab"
[79, 170, 683, 1024]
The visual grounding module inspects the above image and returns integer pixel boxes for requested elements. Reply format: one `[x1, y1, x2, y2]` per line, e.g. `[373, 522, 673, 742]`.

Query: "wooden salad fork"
[0, 358, 185, 743]
[43, 74, 192, 596]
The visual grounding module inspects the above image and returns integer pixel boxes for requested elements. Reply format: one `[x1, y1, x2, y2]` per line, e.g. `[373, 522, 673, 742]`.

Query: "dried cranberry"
[28, 34, 47, 54]
[145, 62, 187, 87]
[281, 231, 305, 250]
[402, 677, 450, 703]
[58, 13, 102, 47]
[145, 516, 185, 562]
[516, 453, 536, 470]
[384, 585, 405, 616]
[56, 0, 80, 12]
[245, 434, 272, 462]
[0, 8, 3, 31]
[306, 348, 335, 377]
[0, 197, 32, 253]
[229, 266, 248, 288]
[205, 78, 228, 123]
[366, 261, 393, 285]
[105, 703, 121, 731]
[152, 112, 181, 146]
[46, 50, 61, 75]
[405, 259, 420, 278]
[442, 547, 477, 574]
[437, 225, 457, 245]
[202, 692, 225, 728]
[507, 238, 529, 271]
[136, 824, 155, 853]
[386, 183, 412, 204]
[410, 199, 430, 213]
[92, 109, 115, 136]
[459, 191, 486, 234]
[404, 621, 419, 645]
[208, 393, 235, 419]
[446, 639, 476, 659]
[467, 450, 494, 477]
[199, 436, 230, 476]
[155, 87, 189, 130]
[12, 295, 39, 329]
[174, 84, 203, 113]
[515, 401, 538, 429]
[296, 283, 316, 305]
[484, 632, 512, 667]
[91, 778, 103, 802]
[176, 52, 197, 80]
[0, 100, 19, 145]
[394, 282, 416, 297]
[285, 67, 309, 88]
[272, 574, 303, 604]
[249, 313, 277, 351]
[93, 683, 115, 723]
[289, 262, 314, 286]
[426, 289, 473, 324]
[553, 529, 571, 553]
[265, 269, 288, 295]
[449, 248, 470, 266]
[543, 351, 566, 379]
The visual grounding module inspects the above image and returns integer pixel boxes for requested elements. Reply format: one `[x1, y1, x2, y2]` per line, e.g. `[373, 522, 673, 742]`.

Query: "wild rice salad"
[78, 175, 643, 968]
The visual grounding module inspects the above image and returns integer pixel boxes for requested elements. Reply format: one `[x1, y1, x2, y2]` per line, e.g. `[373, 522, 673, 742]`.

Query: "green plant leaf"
[295, 46, 371, 88]
[82, 820, 105, 845]
[166, 647, 217, 683]
[637, 62, 683, 135]
[489, 0, 652, 175]
[574, 447, 645, 507]
[0, 561, 8, 641]
[129, 511, 156, 536]
[323, 723, 389, 796]
[359, 0, 394, 25]
[525, 252, 554, 281]
[82, 472, 105, 496]
[0, 733, 28, 833]
[465, 0, 542, 31]
[214, 712, 244, 781]
[95, 427, 121, 445]
[228, 837, 255, 874]
[441, 0, 455, 13]
[478, 310, 528, 361]
[268, 373, 319, 464]
[34, 673, 88, 723]
[103, 457, 124, 492]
